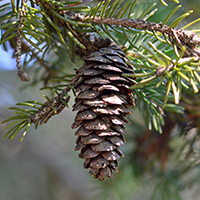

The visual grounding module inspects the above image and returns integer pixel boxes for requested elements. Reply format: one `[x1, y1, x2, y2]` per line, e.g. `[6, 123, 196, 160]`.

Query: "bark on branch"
[71, 14, 200, 56]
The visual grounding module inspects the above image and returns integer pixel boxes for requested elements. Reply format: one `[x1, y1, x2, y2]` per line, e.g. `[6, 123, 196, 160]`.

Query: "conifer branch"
[29, 74, 79, 125]
[70, 14, 200, 56]
[2, 74, 79, 140]
[1, 0, 200, 194]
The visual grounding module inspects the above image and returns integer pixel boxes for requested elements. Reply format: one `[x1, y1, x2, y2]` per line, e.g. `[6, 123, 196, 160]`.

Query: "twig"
[16, 0, 30, 81]
[71, 14, 200, 56]
[30, 74, 80, 124]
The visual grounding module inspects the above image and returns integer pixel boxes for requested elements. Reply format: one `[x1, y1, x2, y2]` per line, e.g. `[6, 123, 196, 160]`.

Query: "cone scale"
[72, 44, 135, 180]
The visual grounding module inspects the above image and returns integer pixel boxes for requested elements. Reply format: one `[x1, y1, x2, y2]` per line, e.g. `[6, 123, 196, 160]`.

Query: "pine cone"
[72, 44, 135, 181]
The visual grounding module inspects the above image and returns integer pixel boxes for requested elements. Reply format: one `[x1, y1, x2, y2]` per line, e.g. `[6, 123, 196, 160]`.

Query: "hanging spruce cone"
[72, 43, 136, 181]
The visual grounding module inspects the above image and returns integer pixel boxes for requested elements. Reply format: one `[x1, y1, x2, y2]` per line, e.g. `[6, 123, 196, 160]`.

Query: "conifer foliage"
[1, 0, 200, 195]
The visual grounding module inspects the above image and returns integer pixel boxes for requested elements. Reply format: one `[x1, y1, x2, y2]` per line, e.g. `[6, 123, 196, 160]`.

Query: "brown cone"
[72, 44, 135, 181]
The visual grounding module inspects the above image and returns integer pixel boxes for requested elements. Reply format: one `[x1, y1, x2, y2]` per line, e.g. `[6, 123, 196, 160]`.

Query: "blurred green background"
[0, 0, 200, 199]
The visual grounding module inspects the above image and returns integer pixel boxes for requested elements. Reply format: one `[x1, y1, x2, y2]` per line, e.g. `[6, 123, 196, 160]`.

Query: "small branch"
[71, 14, 200, 56]
[16, 0, 29, 81]
[30, 74, 80, 124]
